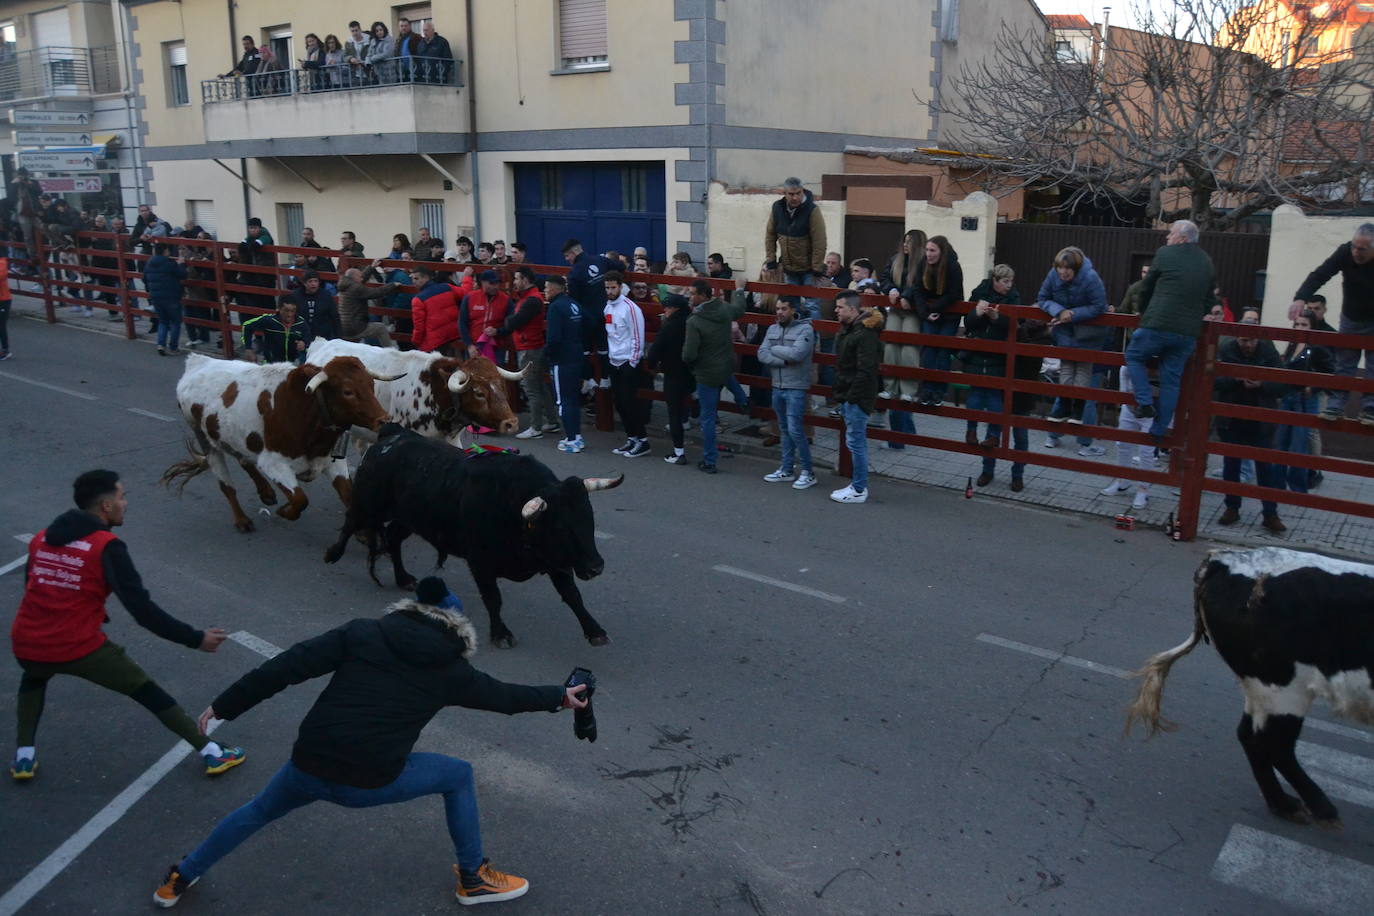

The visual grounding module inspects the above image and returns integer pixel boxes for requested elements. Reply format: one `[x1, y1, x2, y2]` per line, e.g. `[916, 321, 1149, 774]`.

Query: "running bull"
[323, 425, 623, 648]
[1127, 547, 1374, 829]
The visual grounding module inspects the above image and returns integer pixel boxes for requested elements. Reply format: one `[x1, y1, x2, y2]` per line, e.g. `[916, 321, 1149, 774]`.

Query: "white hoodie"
[604, 292, 645, 367]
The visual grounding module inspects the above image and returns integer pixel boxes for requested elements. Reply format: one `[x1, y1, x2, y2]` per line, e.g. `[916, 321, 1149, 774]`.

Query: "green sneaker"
[204, 746, 246, 776]
[10, 756, 36, 781]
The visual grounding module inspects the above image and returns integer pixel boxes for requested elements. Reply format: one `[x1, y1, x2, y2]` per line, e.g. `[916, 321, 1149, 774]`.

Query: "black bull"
[324, 425, 624, 648]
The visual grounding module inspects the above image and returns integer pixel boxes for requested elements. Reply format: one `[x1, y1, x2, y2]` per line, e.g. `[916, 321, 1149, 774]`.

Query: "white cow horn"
[448, 368, 470, 393]
[583, 474, 625, 492]
[304, 370, 329, 393]
[521, 496, 548, 520]
[496, 363, 529, 381]
[370, 370, 407, 382]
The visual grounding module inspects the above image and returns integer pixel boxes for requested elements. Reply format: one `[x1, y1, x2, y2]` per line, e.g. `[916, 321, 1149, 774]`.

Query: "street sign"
[9, 109, 92, 127]
[38, 177, 104, 193]
[14, 130, 94, 146]
[16, 150, 102, 171]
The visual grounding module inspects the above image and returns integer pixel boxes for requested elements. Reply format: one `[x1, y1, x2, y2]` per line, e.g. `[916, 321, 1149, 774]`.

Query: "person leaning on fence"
[1273, 310, 1335, 495]
[757, 294, 817, 490]
[1036, 246, 1108, 424]
[363, 21, 397, 83]
[1214, 328, 1289, 533]
[880, 229, 927, 403]
[963, 265, 1024, 489]
[418, 21, 455, 84]
[337, 263, 398, 348]
[1290, 222, 1374, 425]
[1123, 219, 1217, 438]
[143, 244, 188, 356]
[912, 236, 965, 406]
[830, 290, 883, 504]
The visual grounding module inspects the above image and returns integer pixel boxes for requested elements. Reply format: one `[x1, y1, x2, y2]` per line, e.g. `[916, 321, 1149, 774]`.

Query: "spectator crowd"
[4, 171, 1371, 525]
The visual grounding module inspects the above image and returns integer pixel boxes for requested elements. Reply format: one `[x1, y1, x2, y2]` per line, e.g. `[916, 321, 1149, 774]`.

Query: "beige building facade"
[125, 0, 1043, 268]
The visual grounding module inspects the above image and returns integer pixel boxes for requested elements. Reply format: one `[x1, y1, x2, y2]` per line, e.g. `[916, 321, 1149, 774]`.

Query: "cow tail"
[1124, 581, 1209, 738]
[160, 441, 210, 494]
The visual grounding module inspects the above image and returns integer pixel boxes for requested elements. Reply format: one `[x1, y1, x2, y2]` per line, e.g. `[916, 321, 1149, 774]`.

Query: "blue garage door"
[514, 162, 666, 267]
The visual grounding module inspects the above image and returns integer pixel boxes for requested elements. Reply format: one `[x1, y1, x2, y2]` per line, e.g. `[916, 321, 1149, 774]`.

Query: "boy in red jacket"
[9, 470, 245, 780]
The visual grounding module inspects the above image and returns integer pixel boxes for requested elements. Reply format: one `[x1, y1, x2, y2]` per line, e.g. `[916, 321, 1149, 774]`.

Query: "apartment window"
[277, 203, 304, 253]
[539, 166, 564, 209]
[621, 165, 649, 212]
[1, 22, 16, 55]
[167, 42, 189, 107]
[265, 26, 292, 70]
[415, 200, 445, 237]
[395, 4, 433, 33]
[187, 199, 216, 237]
[558, 0, 608, 71]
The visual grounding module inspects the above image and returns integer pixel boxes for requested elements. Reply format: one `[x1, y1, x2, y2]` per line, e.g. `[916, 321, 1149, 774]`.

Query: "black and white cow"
[1127, 547, 1374, 828]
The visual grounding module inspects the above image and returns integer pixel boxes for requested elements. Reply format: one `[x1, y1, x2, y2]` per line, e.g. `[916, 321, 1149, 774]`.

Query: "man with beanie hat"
[153, 576, 589, 909]
[646, 292, 694, 464]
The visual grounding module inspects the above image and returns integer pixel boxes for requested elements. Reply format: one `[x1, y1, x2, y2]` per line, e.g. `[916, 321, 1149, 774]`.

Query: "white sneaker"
[515, 427, 543, 440]
[1100, 480, 1129, 496]
[899, 394, 915, 403]
[611, 438, 634, 455]
[1043, 438, 1059, 449]
[1131, 491, 1149, 510]
[830, 484, 868, 504]
[1077, 445, 1106, 457]
[541, 422, 562, 432]
[763, 469, 796, 483]
[556, 436, 585, 454]
[83, 307, 94, 317]
[793, 472, 817, 490]
[879, 389, 894, 399]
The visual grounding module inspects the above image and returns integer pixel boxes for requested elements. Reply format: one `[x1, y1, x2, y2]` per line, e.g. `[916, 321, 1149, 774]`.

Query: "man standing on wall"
[1291, 223, 1374, 425]
[764, 177, 826, 321]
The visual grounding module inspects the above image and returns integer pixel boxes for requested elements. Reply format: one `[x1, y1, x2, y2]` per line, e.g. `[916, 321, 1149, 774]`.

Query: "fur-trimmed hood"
[382, 597, 478, 663]
[859, 307, 886, 330]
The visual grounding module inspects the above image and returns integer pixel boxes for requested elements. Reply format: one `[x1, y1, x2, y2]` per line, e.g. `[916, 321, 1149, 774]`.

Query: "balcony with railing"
[199, 59, 467, 156]
[0, 46, 121, 102]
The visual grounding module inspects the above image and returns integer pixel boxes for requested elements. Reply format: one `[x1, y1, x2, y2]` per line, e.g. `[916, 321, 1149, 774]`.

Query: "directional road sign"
[38, 177, 105, 193]
[16, 150, 102, 171]
[14, 130, 94, 146]
[9, 109, 92, 127]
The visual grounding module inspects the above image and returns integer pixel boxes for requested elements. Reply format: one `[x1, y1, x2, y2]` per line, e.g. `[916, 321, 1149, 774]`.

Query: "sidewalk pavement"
[13, 291, 1371, 558]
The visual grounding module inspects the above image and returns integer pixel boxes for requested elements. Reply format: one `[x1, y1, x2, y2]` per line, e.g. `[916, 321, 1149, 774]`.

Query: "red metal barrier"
[9, 234, 1372, 540]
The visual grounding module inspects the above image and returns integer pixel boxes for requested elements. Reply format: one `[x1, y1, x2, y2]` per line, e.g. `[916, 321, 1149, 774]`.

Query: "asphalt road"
[2, 316, 1374, 915]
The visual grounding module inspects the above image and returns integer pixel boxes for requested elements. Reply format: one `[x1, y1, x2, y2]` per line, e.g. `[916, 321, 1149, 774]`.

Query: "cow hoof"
[1315, 815, 1344, 832]
[277, 507, 303, 522]
[234, 519, 255, 533]
[323, 545, 343, 565]
[491, 634, 517, 650]
[396, 575, 418, 591]
[1270, 802, 1311, 825]
[587, 634, 611, 646]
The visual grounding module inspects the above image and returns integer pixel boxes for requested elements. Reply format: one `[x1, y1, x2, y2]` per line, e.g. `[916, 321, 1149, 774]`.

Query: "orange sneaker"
[153, 865, 199, 908]
[454, 860, 529, 906]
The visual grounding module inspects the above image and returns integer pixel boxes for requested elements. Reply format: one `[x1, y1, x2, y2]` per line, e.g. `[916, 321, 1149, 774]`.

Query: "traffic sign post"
[14, 130, 95, 146]
[16, 150, 103, 171]
[9, 109, 92, 127]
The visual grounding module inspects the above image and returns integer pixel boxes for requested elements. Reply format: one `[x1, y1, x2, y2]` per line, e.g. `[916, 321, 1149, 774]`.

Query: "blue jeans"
[886, 408, 915, 448]
[152, 299, 182, 350]
[725, 375, 749, 408]
[1274, 390, 1318, 493]
[697, 382, 721, 465]
[1219, 425, 1279, 517]
[179, 754, 483, 881]
[841, 402, 870, 491]
[1125, 328, 1196, 436]
[1328, 313, 1374, 412]
[783, 271, 820, 321]
[983, 425, 1030, 481]
[919, 317, 959, 400]
[772, 388, 811, 474]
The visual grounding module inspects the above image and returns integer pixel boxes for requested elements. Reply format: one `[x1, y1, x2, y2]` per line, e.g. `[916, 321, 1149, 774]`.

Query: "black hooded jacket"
[211, 600, 565, 788]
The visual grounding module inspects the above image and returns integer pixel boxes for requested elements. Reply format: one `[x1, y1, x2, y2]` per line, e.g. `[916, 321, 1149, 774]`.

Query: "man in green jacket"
[830, 290, 883, 504]
[682, 279, 746, 473]
[1124, 219, 1217, 438]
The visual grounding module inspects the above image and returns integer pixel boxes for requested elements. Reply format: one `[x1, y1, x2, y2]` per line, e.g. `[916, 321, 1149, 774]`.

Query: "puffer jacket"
[756, 315, 815, 390]
[142, 254, 187, 304]
[1036, 258, 1110, 350]
[764, 189, 826, 274]
[683, 291, 747, 387]
[832, 308, 884, 414]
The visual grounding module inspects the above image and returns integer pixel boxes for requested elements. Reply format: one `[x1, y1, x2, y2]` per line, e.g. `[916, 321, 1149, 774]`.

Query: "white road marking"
[127, 407, 177, 423]
[975, 633, 1133, 679]
[1296, 741, 1374, 809]
[0, 370, 98, 401]
[15, 534, 33, 544]
[0, 631, 281, 916]
[1211, 823, 1374, 914]
[594, 531, 613, 540]
[0, 555, 26, 577]
[1305, 718, 1374, 745]
[711, 565, 847, 604]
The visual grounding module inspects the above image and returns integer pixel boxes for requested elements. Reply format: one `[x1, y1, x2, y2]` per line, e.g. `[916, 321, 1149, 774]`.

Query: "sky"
[1035, 0, 1166, 28]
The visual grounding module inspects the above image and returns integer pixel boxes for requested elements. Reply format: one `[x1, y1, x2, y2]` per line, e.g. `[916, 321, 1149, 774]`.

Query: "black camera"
[565, 667, 597, 743]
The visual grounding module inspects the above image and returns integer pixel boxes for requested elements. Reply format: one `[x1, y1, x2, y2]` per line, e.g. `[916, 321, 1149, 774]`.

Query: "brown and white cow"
[305, 339, 524, 442]
[1127, 547, 1374, 828]
[163, 354, 397, 532]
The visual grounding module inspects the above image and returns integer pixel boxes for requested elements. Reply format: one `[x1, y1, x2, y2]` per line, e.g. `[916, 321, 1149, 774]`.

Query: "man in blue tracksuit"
[543, 275, 586, 453]
[562, 238, 619, 390]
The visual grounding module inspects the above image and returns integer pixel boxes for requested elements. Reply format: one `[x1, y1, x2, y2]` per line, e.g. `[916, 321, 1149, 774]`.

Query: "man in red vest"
[9, 470, 246, 781]
[458, 269, 512, 361]
[489, 266, 558, 438]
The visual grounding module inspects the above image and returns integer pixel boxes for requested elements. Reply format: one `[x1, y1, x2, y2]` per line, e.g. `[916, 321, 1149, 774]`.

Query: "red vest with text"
[10, 529, 119, 663]
[465, 289, 511, 347]
[510, 290, 546, 351]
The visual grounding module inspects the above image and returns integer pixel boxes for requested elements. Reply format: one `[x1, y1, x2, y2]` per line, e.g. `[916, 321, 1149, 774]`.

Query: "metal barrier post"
[37, 236, 55, 324]
[1174, 324, 1218, 540]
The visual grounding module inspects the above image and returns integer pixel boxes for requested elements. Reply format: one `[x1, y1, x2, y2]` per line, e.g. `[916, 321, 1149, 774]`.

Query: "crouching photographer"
[152, 577, 590, 909]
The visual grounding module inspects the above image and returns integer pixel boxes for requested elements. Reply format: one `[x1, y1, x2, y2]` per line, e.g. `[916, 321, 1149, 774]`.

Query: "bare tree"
[933, 0, 1374, 229]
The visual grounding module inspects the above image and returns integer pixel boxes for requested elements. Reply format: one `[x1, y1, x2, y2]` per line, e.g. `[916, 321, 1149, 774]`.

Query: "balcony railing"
[201, 59, 460, 105]
[0, 46, 121, 101]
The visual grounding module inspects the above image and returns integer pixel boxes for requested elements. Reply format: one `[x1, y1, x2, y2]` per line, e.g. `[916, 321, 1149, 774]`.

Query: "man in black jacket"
[154, 577, 588, 909]
[1214, 333, 1289, 532]
[647, 293, 694, 464]
[1291, 223, 1374, 424]
[284, 271, 340, 340]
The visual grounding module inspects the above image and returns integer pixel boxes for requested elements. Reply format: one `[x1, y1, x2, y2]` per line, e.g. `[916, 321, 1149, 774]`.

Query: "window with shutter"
[559, 0, 608, 70]
[187, 199, 216, 237]
[277, 203, 305, 259]
[416, 200, 445, 237]
[166, 42, 189, 106]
